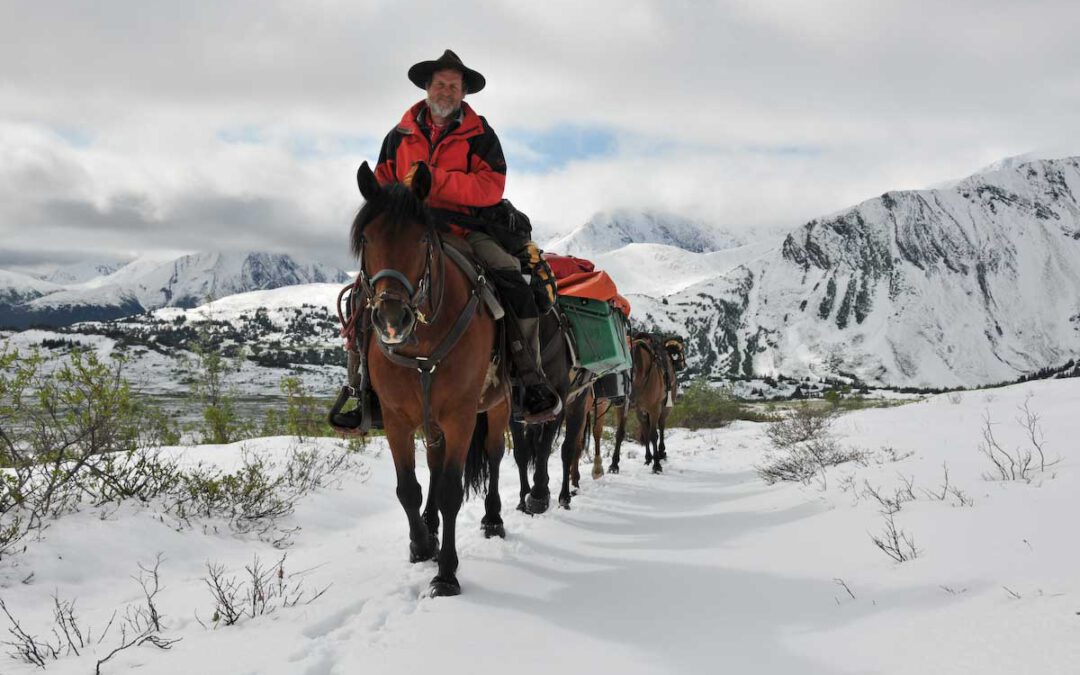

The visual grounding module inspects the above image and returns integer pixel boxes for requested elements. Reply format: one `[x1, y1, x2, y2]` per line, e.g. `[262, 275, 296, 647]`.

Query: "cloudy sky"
[2, 0, 1079, 273]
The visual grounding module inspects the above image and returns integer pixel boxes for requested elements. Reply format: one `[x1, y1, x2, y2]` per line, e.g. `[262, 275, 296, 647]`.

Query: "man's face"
[426, 69, 465, 119]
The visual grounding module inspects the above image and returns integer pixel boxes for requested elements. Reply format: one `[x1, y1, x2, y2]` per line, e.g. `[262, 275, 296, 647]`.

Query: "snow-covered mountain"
[632, 156, 1080, 388]
[10, 155, 1080, 390]
[0, 252, 350, 329]
[40, 260, 125, 285]
[545, 208, 745, 257]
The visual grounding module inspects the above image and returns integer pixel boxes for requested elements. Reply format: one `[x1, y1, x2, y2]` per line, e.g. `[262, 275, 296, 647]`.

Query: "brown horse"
[626, 335, 677, 474]
[589, 388, 630, 476]
[352, 161, 511, 597]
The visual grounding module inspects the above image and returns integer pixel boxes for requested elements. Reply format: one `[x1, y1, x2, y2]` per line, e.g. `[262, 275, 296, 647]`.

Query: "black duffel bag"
[476, 199, 533, 254]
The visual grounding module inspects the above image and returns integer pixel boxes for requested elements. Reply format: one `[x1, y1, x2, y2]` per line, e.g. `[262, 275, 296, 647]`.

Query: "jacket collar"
[396, 100, 482, 139]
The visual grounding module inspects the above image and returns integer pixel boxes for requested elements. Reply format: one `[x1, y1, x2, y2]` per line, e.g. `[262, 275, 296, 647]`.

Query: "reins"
[336, 220, 484, 443]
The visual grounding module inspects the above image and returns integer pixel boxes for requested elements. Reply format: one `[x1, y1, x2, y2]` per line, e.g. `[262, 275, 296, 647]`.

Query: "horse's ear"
[410, 162, 432, 203]
[357, 162, 380, 201]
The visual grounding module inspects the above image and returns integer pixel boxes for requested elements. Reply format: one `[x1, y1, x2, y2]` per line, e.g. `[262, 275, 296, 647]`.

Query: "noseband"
[350, 225, 488, 443]
[356, 230, 445, 334]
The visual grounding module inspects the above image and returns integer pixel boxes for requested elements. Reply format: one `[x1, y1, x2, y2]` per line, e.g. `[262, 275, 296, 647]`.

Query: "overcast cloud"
[2, 0, 1079, 272]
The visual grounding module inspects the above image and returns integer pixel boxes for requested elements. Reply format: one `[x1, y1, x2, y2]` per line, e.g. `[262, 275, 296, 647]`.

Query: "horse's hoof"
[644, 457, 652, 465]
[592, 469, 604, 480]
[526, 494, 550, 515]
[409, 538, 439, 563]
[558, 497, 571, 510]
[429, 575, 461, 598]
[571, 488, 579, 496]
[608, 464, 620, 474]
[483, 522, 506, 539]
[516, 500, 528, 513]
[652, 464, 663, 474]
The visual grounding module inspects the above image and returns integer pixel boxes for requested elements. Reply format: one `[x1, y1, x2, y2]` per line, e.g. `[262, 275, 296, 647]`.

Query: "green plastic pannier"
[556, 296, 632, 374]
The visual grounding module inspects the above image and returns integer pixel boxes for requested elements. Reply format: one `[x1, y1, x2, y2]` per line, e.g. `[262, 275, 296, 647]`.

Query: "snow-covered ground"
[2, 378, 1078, 674]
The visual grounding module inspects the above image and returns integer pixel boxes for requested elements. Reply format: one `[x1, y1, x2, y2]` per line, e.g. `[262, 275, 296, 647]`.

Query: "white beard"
[427, 96, 459, 120]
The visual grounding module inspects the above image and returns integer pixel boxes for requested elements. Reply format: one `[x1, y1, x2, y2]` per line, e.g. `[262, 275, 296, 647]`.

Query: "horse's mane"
[350, 183, 434, 258]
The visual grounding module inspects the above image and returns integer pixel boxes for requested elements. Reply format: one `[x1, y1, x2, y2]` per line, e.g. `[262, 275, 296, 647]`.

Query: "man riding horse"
[346, 49, 561, 426]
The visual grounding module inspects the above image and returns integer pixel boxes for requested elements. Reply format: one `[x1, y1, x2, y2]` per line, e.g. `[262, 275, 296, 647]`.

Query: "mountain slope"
[1, 252, 350, 328]
[634, 156, 1080, 387]
[545, 208, 744, 257]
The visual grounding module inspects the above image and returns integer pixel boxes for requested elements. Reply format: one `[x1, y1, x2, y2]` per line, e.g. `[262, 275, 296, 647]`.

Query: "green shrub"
[666, 379, 773, 429]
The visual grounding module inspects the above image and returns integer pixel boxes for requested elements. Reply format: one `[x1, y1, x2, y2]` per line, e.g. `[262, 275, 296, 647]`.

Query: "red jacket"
[375, 101, 506, 221]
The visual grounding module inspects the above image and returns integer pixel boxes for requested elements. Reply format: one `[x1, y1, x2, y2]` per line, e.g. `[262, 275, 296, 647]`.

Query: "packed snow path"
[3, 379, 1079, 674]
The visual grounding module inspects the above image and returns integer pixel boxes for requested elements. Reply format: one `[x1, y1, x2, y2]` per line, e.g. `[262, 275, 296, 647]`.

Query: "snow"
[40, 260, 125, 286]
[154, 283, 344, 323]
[0, 269, 61, 298]
[545, 207, 745, 257]
[595, 240, 776, 297]
[4, 251, 349, 318]
[2, 377, 1079, 674]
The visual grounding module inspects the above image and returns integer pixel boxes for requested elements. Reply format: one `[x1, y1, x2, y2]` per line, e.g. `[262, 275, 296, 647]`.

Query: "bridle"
[354, 226, 446, 337]
[343, 219, 489, 443]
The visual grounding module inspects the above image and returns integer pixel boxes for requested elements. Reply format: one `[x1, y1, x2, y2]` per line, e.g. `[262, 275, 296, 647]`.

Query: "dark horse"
[511, 309, 579, 513]
[560, 377, 631, 506]
[351, 162, 511, 597]
[513, 310, 631, 511]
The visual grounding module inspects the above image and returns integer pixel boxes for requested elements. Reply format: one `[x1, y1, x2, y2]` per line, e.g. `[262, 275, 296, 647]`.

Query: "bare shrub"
[0, 556, 178, 670]
[166, 444, 359, 540]
[977, 400, 1058, 483]
[861, 479, 915, 515]
[765, 404, 837, 448]
[203, 553, 329, 628]
[870, 512, 919, 562]
[757, 405, 863, 486]
[758, 440, 865, 485]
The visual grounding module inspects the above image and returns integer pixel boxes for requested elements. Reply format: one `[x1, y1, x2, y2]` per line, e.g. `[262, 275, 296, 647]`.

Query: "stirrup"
[522, 386, 562, 424]
[327, 386, 382, 435]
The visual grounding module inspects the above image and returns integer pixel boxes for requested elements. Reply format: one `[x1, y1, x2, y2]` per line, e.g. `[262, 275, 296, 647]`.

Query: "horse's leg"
[510, 419, 531, 512]
[482, 402, 511, 538]
[657, 406, 670, 462]
[559, 400, 587, 509]
[421, 435, 444, 554]
[650, 411, 663, 474]
[429, 420, 471, 597]
[592, 399, 607, 480]
[609, 403, 626, 474]
[571, 405, 591, 489]
[527, 420, 557, 514]
[385, 418, 437, 563]
[640, 411, 653, 465]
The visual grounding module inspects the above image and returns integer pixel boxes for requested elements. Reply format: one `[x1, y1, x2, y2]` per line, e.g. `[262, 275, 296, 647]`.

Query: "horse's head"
[351, 161, 436, 345]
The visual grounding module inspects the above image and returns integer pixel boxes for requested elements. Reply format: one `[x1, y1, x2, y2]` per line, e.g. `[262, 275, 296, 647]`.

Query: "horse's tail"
[463, 412, 489, 499]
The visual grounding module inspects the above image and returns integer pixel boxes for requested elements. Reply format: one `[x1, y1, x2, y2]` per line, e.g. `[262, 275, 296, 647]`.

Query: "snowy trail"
[4, 378, 1080, 674]
[275, 450, 839, 675]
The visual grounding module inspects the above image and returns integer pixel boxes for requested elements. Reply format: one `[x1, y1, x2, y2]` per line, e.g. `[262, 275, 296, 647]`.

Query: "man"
[368, 49, 560, 423]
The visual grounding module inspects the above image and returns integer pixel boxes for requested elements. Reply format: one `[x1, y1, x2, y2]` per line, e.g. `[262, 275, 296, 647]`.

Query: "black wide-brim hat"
[408, 49, 486, 94]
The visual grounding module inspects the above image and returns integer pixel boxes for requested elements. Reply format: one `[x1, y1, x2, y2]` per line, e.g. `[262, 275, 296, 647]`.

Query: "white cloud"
[2, 0, 1080, 269]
